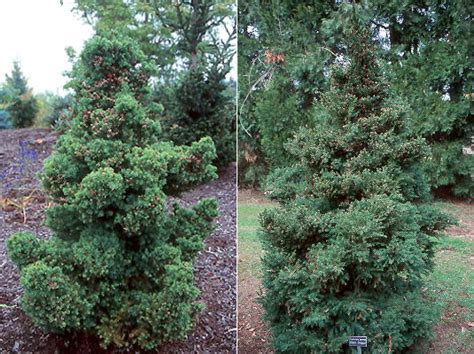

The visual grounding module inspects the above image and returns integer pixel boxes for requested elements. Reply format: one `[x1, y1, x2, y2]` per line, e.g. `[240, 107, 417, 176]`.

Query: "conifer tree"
[260, 25, 453, 353]
[0, 86, 13, 129]
[7, 33, 218, 350]
[5, 61, 38, 128]
[372, 0, 473, 197]
[239, 1, 472, 197]
[163, 66, 236, 166]
[0, 110, 11, 129]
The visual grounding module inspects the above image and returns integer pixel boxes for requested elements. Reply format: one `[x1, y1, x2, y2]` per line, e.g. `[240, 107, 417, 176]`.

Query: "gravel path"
[0, 128, 236, 353]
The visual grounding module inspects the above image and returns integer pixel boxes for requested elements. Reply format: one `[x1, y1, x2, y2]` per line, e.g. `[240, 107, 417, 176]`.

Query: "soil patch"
[238, 189, 272, 205]
[237, 276, 272, 354]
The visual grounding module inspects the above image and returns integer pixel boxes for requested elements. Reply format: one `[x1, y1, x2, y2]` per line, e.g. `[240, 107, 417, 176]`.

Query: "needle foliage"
[8, 33, 218, 350]
[260, 25, 453, 353]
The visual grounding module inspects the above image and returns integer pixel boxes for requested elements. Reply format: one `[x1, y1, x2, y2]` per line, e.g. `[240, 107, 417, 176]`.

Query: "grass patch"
[426, 235, 474, 351]
[238, 203, 274, 281]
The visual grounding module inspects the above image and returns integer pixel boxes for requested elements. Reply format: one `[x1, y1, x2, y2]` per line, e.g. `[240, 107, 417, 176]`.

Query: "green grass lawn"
[238, 203, 273, 281]
[238, 197, 474, 352]
[427, 235, 474, 352]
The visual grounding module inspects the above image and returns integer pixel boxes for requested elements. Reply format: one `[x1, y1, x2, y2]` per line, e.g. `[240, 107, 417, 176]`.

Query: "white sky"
[0, 0, 94, 94]
[0, 0, 236, 95]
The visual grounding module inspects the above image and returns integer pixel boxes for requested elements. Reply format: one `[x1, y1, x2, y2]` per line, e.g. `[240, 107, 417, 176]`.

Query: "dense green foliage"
[34, 92, 73, 128]
[0, 110, 11, 129]
[259, 25, 453, 353]
[0, 87, 12, 129]
[71, 0, 236, 165]
[381, 0, 473, 197]
[7, 92, 38, 128]
[72, 0, 232, 77]
[4, 61, 38, 128]
[238, 0, 337, 186]
[161, 68, 236, 165]
[7, 33, 219, 350]
[238, 1, 473, 196]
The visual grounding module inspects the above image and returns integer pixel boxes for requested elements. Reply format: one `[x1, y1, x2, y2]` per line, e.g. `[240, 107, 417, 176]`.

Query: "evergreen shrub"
[162, 68, 236, 167]
[8, 33, 218, 350]
[260, 26, 454, 353]
[0, 110, 11, 129]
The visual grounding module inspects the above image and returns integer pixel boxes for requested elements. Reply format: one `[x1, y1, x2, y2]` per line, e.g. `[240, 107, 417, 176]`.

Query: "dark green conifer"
[5, 61, 38, 128]
[260, 25, 453, 353]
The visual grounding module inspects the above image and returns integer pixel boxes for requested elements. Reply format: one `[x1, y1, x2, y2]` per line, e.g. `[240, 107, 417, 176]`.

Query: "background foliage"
[34, 92, 73, 128]
[0, 86, 13, 129]
[238, 0, 473, 197]
[2, 61, 39, 129]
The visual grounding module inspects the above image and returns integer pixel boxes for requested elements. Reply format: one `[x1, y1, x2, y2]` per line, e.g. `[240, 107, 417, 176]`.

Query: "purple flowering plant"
[0, 140, 40, 222]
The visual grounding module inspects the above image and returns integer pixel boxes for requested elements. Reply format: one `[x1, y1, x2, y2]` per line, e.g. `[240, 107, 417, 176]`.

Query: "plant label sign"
[348, 336, 367, 347]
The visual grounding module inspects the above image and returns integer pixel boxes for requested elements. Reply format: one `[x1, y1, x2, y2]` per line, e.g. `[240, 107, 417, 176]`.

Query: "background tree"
[35, 92, 73, 128]
[162, 68, 236, 165]
[0, 110, 11, 129]
[260, 24, 452, 353]
[372, 0, 473, 197]
[154, 0, 236, 164]
[8, 33, 218, 350]
[4, 61, 38, 128]
[238, 0, 339, 186]
[71, 0, 236, 165]
[236, 1, 264, 185]
[238, 0, 473, 197]
[0, 85, 13, 129]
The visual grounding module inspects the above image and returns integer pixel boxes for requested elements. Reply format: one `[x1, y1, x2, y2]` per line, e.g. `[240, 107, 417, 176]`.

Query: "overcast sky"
[0, 0, 93, 94]
[0, 1, 236, 95]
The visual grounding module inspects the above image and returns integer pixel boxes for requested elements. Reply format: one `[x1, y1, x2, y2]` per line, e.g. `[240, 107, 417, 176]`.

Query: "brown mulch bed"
[0, 128, 236, 353]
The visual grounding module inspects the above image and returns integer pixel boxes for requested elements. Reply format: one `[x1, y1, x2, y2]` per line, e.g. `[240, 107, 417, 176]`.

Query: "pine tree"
[7, 33, 218, 350]
[6, 61, 28, 95]
[163, 66, 236, 166]
[5, 61, 38, 128]
[0, 86, 12, 129]
[260, 25, 453, 353]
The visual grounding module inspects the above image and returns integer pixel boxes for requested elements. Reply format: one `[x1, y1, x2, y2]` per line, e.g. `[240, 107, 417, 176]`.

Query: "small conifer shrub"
[260, 25, 453, 353]
[0, 110, 11, 129]
[4, 61, 38, 128]
[7, 33, 219, 350]
[163, 68, 236, 167]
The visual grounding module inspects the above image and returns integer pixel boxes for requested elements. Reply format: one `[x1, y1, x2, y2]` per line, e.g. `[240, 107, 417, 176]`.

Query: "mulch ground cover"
[0, 128, 236, 353]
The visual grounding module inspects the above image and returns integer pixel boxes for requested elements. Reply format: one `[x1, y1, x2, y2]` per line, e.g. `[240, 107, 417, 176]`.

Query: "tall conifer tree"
[260, 24, 453, 353]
